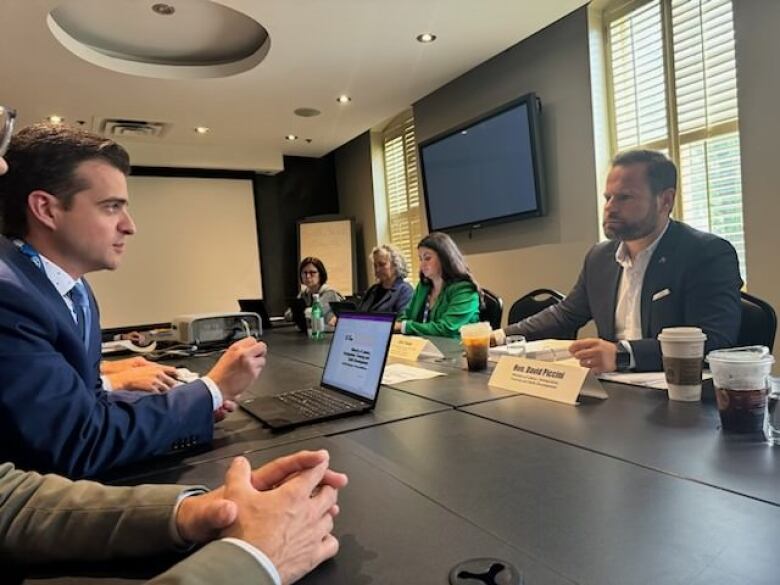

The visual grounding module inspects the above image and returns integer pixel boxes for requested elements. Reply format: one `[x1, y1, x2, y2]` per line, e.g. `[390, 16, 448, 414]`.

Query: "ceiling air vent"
[99, 118, 169, 138]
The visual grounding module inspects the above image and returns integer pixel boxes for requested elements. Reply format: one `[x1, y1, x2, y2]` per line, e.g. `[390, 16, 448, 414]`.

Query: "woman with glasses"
[395, 232, 482, 338]
[286, 256, 344, 326]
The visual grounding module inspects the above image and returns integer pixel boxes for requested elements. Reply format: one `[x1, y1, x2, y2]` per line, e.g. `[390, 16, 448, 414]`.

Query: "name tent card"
[389, 335, 444, 361]
[488, 356, 608, 405]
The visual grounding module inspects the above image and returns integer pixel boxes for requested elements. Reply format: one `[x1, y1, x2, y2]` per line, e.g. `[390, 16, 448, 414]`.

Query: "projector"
[171, 312, 262, 345]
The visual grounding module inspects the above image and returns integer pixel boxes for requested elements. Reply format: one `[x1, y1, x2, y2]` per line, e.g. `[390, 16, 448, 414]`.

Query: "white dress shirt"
[614, 220, 669, 367]
[32, 251, 223, 408]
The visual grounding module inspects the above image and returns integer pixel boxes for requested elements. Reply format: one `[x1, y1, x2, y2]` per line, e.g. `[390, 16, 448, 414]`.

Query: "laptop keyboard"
[275, 387, 362, 417]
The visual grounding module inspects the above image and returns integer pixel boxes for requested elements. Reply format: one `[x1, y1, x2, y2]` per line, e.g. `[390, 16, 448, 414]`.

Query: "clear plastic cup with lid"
[706, 346, 775, 434]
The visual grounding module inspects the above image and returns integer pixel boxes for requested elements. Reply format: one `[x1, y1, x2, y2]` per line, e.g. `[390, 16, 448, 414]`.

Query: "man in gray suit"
[492, 150, 742, 373]
[1, 451, 347, 585]
[0, 107, 347, 585]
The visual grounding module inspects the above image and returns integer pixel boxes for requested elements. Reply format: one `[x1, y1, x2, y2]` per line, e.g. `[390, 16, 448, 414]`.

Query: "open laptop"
[240, 311, 395, 430]
[238, 298, 272, 330]
[329, 300, 358, 317]
[288, 297, 308, 332]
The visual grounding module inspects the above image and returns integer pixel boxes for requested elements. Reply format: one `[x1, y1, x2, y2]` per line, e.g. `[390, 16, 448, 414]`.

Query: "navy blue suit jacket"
[504, 221, 743, 371]
[0, 236, 214, 478]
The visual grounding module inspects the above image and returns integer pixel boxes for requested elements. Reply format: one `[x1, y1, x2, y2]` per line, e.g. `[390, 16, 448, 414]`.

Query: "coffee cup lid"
[706, 345, 774, 365]
[657, 327, 706, 342]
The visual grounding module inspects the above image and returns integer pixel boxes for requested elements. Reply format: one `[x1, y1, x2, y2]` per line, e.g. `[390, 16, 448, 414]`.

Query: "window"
[382, 111, 424, 281]
[605, 0, 745, 279]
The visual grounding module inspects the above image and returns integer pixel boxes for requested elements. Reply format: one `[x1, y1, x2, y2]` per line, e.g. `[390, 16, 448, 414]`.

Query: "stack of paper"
[488, 339, 573, 363]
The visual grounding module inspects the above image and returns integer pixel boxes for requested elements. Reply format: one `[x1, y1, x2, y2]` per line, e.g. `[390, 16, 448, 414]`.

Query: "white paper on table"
[382, 363, 446, 385]
[599, 370, 712, 390]
[488, 339, 573, 363]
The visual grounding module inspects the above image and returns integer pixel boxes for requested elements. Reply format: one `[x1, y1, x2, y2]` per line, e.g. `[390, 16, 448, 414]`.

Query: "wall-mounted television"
[418, 93, 546, 233]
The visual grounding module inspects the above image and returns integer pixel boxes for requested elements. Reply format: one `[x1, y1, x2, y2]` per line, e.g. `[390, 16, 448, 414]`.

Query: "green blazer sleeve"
[0, 462, 186, 562]
[148, 541, 276, 585]
[401, 280, 480, 338]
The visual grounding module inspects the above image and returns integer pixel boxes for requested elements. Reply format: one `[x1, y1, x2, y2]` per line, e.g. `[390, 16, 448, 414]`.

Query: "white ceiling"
[0, 0, 588, 172]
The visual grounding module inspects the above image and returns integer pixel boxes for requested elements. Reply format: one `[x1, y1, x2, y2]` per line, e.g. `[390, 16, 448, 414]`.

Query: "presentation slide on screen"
[322, 316, 392, 399]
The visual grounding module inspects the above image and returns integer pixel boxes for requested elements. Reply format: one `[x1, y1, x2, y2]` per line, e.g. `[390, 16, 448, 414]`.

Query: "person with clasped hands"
[357, 244, 414, 314]
[1, 450, 347, 585]
[491, 150, 742, 373]
[395, 232, 481, 338]
[0, 122, 268, 478]
[0, 112, 347, 585]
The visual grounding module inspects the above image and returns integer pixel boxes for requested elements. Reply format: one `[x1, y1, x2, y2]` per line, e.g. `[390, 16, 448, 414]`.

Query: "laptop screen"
[321, 312, 395, 400]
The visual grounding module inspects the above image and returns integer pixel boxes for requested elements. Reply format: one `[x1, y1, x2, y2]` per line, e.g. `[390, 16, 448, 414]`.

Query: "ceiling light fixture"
[47, 115, 65, 124]
[416, 33, 437, 43]
[151, 3, 176, 16]
[194, 126, 210, 134]
[285, 134, 298, 141]
[336, 95, 352, 104]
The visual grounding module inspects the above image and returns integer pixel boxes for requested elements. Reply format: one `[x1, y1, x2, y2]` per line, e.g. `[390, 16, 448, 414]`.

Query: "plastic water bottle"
[311, 294, 325, 340]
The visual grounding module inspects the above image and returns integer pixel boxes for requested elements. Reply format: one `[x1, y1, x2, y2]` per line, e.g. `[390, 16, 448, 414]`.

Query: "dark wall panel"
[254, 154, 339, 316]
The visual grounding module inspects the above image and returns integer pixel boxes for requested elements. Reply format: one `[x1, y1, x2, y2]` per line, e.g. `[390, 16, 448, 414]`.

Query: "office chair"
[737, 291, 777, 352]
[507, 288, 579, 339]
[479, 288, 503, 330]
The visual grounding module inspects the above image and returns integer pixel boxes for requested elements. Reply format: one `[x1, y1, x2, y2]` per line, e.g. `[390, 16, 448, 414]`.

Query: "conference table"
[20, 328, 778, 585]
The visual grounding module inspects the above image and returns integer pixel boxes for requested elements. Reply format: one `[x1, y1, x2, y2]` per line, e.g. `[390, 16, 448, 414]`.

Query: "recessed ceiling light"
[194, 126, 210, 134]
[336, 95, 352, 104]
[416, 33, 437, 43]
[47, 115, 65, 124]
[285, 134, 298, 141]
[151, 3, 176, 16]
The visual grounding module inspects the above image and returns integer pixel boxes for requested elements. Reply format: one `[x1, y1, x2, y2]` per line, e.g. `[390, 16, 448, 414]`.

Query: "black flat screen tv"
[418, 93, 545, 232]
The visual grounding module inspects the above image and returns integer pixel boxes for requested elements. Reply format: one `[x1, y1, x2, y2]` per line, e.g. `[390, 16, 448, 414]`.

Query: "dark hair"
[611, 149, 677, 195]
[299, 256, 328, 285]
[0, 123, 130, 238]
[417, 232, 482, 300]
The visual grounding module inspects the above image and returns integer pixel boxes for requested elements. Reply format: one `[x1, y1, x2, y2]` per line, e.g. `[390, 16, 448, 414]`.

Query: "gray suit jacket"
[504, 221, 743, 371]
[0, 463, 275, 585]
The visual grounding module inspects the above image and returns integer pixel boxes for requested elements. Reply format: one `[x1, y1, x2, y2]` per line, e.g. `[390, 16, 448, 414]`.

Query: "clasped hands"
[176, 449, 348, 585]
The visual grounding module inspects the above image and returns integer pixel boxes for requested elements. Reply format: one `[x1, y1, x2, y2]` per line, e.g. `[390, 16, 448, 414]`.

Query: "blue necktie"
[68, 282, 91, 350]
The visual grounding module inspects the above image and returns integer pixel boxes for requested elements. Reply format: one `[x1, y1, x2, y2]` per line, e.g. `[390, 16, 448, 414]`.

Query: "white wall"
[88, 175, 262, 327]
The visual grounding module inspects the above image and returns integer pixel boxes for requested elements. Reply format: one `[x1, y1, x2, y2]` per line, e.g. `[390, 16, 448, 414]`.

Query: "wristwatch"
[615, 342, 632, 372]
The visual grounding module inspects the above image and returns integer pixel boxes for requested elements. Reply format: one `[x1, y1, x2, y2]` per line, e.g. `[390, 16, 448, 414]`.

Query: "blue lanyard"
[13, 239, 44, 270]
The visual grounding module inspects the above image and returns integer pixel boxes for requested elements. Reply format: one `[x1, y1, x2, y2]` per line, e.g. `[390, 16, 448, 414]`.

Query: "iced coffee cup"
[706, 346, 774, 434]
[657, 327, 707, 401]
[460, 322, 492, 372]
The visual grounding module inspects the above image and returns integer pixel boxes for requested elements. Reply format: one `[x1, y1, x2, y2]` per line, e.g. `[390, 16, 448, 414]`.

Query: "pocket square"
[652, 288, 671, 301]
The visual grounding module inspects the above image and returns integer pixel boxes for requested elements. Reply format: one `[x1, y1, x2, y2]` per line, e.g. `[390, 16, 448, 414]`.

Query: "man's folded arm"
[0, 462, 185, 562]
[147, 541, 278, 585]
[0, 293, 214, 478]
[503, 256, 593, 341]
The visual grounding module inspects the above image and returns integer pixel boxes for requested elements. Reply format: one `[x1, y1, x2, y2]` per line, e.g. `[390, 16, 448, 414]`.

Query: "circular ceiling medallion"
[48, 0, 270, 79]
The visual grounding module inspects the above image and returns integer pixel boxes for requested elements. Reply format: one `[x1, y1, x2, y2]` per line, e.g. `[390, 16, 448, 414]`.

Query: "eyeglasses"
[301, 270, 319, 276]
[0, 106, 17, 157]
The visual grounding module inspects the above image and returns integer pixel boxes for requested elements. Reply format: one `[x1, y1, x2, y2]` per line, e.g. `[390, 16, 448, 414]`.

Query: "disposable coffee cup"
[706, 346, 774, 434]
[657, 327, 707, 401]
[460, 322, 492, 372]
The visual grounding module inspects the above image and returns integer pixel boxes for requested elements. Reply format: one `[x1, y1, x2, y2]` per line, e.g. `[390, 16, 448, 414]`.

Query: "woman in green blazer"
[395, 232, 482, 338]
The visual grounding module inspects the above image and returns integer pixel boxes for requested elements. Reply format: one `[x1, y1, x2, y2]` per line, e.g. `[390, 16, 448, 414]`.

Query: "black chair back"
[479, 288, 503, 330]
[507, 288, 579, 339]
[508, 288, 564, 324]
[737, 291, 777, 352]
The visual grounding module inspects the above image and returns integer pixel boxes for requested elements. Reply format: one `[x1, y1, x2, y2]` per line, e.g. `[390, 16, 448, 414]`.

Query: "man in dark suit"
[492, 150, 742, 373]
[0, 123, 268, 478]
[0, 109, 346, 585]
